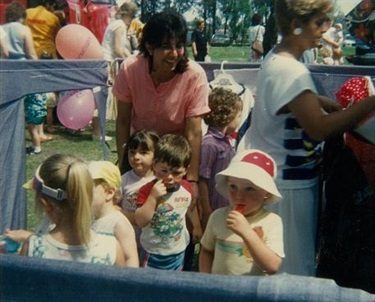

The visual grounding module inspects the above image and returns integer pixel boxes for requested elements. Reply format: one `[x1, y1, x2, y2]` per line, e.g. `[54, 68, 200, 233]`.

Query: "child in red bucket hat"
[199, 149, 284, 276]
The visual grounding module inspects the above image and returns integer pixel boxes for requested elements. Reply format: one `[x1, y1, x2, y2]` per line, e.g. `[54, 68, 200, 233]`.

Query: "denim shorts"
[141, 250, 185, 271]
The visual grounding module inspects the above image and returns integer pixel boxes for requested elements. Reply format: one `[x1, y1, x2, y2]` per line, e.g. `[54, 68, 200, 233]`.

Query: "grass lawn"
[25, 45, 357, 230]
[25, 120, 118, 230]
[195, 45, 356, 64]
[208, 45, 251, 62]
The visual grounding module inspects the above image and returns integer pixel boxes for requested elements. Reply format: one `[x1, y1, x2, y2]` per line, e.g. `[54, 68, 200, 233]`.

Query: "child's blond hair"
[320, 46, 332, 58]
[38, 154, 93, 246]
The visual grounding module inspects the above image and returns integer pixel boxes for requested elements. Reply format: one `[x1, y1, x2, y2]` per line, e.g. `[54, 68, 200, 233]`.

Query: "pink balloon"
[56, 24, 104, 59]
[57, 90, 95, 130]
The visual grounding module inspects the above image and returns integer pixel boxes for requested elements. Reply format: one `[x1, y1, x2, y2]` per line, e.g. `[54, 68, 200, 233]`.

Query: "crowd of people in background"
[1, 0, 375, 295]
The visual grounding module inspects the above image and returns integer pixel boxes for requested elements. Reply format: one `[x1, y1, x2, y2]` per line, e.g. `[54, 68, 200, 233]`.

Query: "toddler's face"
[128, 147, 154, 177]
[227, 176, 269, 215]
[153, 161, 187, 189]
[92, 183, 107, 218]
[226, 107, 243, 135]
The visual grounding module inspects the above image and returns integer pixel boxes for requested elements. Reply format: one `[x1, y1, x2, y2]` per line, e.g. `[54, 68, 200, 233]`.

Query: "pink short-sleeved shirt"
[112, 55, 210, 136]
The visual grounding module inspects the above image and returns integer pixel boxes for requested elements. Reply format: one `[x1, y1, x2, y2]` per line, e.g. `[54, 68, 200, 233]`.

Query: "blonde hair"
[118, 1, 137, 18]
[320, 46, 332, 58]
[39, 154, 93, 246]
[275, 0, 334, 36]
[204, 87, 243, 128]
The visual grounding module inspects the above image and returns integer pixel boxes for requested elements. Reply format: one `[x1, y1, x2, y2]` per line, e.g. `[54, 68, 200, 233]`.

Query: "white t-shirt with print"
[201, 207, 284, 276]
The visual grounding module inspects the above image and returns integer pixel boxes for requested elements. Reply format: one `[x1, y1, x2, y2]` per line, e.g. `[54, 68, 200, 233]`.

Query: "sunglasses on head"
[32, 165, 67, 201]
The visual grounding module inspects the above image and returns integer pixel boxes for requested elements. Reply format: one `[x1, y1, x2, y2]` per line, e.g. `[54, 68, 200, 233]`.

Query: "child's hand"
[150, 179, 167, 199]
[226, 210, 250, 238]
[4, 228, 33, 243]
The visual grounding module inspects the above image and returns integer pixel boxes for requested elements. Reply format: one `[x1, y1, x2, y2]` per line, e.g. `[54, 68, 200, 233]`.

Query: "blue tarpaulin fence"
[1, 59, 374, 234]
[0, 60, 374, 301]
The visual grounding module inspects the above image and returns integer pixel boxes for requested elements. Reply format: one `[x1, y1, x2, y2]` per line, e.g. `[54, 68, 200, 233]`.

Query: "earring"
[293, 28, 303, 35]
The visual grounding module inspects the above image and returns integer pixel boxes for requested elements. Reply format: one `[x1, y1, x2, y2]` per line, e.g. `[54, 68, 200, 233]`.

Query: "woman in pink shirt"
[113, 10, 210, 206]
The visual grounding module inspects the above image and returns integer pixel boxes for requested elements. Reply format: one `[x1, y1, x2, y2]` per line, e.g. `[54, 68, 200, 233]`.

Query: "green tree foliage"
[135, 0, 278, 47]
[214, 0, 275, 45]
[137, 0, 198, 23]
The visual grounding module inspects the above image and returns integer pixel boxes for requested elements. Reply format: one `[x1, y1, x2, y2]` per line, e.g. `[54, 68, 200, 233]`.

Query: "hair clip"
[32, 165, 67, 201]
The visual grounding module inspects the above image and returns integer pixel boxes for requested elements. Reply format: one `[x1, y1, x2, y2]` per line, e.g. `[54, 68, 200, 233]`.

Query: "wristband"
[187, 180, 198, 183]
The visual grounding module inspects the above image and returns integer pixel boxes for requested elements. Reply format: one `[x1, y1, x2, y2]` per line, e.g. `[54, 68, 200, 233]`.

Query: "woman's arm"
[184, 116, 203, 207]
[317, 95, 342, 113]
[198, 178, 212, 230]
[116, 101, 132, 168]
[24, 27, 37, 59]
[192, 41, 197, 57]
[322, 35, 340, 49]
[199, 246, 214, 273]
[288, 90, 375, 141]
[187, 203, 202, 244]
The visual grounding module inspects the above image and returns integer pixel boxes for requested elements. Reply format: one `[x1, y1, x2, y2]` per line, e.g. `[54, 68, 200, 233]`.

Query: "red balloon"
[56, 24, 104, 59]
[57, 90, 96, 130]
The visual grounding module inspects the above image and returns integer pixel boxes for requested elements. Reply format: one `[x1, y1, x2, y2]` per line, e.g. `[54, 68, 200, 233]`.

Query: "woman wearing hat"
[199, 150, 284, 276]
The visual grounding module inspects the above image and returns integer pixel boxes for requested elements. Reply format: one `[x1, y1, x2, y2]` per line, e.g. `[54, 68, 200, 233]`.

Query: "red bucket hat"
[335, 76, 375, 144]
[215, 149, 282, 203]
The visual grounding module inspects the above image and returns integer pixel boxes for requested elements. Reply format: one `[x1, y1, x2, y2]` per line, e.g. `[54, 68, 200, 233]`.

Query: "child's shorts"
[141, 250, 185, 270]
[24, 93, 47, 125]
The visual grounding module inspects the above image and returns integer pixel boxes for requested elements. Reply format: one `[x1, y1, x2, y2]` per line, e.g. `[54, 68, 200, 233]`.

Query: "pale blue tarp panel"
[0, 97, 26, 233]
[1, 254, 374, 302]
[309, 64, 375, 98]
[1, 61, 375, 301]
[0, 59, 109, 234]
[200, 63, 375, 97]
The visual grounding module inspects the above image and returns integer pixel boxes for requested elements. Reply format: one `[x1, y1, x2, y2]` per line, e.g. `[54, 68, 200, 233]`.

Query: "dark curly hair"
[204, 87, 243, 128]
[5, 2, 26, 23]
[139, 10, 189, 73]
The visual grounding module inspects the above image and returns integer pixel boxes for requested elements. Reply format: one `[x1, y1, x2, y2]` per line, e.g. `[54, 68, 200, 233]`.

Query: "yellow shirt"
[26, 6, 61, 58]
[128, 18, 143, 42]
